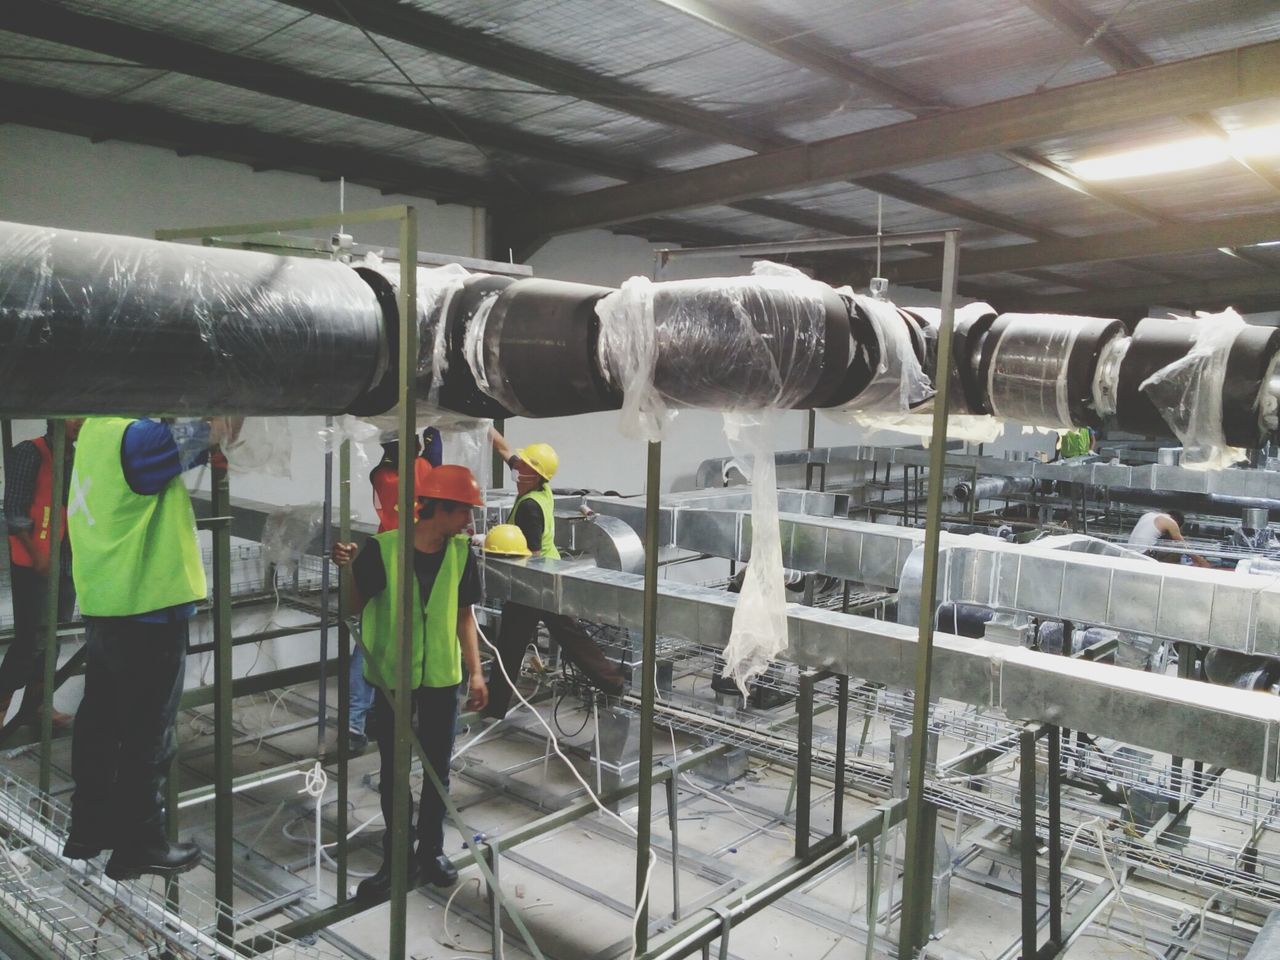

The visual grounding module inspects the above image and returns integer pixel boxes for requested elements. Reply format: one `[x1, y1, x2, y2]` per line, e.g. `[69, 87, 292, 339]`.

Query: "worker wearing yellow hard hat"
[486, 428, 625, 718]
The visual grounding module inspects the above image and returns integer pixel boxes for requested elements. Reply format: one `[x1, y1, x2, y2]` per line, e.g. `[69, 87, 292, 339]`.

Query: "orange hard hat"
[419, 464, 484, 507]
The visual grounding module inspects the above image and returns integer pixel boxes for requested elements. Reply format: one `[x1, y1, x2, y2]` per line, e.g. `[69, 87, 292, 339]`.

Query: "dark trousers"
[0, 566, 75, 707]
[372, 684, 459, 862]
[69, 617, 187, 849]
[486, 602, 625, 718]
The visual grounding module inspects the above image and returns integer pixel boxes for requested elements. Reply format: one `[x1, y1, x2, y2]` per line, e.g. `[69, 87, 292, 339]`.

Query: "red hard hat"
[419, 464, 484, 507]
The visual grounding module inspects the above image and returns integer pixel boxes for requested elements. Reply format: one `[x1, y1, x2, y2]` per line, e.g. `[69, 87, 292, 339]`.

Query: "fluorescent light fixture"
[1071, 123, 1280, 181]
[1229, 123, 1280, 157]
[1072, 136, 1228, 181]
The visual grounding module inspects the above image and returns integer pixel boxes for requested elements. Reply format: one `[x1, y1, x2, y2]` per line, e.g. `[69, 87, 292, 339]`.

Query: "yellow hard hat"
[516, 442, 559, 481]
[484, 524, 531, 558]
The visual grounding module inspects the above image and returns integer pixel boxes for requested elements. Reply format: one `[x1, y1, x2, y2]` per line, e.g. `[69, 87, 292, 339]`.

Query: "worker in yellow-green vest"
[62, 415, 239, 882]
[484, 429, 624, 718]
[331, 464, 487, 899]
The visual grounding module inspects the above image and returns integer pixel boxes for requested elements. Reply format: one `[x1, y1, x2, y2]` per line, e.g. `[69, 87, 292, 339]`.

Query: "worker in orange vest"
[1, 419, 82, 727]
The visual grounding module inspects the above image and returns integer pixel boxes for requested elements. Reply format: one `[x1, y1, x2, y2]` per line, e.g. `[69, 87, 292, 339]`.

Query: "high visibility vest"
[6, 437, 65, 569]
[371, 459, 432, 534]
[1058, 428, 1091, 459]
[360, 531, 468, 690]
[509, 486, 559, 559]
[67, 417, 207, 617]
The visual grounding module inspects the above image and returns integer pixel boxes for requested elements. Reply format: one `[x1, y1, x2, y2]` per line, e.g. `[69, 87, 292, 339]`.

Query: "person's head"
[416, 464, 484, 535]
[483, 524, 531, 559]
[513, 442, 558, 495]
[1166, 509, 1186, 529]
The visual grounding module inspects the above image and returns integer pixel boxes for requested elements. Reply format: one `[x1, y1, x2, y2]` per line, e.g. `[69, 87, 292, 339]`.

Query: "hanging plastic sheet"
[315, 414, 382, 476]
[719, 410, 789, 695]
[222, 416, 293, 478]
[1139, 310, 1247, 471]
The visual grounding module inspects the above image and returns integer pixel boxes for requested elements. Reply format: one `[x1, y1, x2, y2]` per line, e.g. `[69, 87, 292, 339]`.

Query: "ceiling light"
[1228, 123, 1280, 157]
[1071, 136, 1229, 181]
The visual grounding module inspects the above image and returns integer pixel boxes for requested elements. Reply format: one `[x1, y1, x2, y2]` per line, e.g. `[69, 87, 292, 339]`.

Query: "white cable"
[300, 762, 328, 899]
[477, 625, 654, 960]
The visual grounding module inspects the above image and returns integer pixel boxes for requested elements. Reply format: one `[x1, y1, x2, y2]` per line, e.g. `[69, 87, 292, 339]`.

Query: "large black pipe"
[3, 219, 1279, 449]
[0, 220, 389, 416]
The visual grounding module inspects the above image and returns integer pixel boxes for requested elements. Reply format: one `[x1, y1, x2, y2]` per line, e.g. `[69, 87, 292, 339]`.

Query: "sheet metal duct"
[481, 555, 1280, 780]
[0, 220, 389, 416]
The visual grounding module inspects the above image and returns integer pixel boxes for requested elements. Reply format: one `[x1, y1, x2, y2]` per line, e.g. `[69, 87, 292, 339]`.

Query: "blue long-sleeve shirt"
[119, 419, 211, 622]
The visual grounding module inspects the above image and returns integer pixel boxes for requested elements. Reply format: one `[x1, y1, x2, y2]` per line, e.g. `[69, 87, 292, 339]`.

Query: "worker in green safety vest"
[1056, 426, 1095, 459]
[331, 463, 487, 899]
[62, 415, 239, 881]
[484, 429, 624, 718]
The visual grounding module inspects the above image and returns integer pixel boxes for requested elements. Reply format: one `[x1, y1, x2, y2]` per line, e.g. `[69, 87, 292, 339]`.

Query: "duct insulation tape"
[981, 313, 1124, 428]
[476, 278, 620, 418]
[0, 220, 388, 416]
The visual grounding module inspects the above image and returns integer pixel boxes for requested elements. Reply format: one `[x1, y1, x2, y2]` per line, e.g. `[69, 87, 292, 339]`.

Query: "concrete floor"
[0, 657, 1272, 959]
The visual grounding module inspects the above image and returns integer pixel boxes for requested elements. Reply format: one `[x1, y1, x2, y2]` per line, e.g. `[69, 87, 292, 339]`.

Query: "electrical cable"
[476, 625, 654, 960]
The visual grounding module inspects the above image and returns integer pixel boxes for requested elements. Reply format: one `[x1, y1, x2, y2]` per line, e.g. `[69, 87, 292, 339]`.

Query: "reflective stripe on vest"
[7, 436, 62, 569]
[67, 417, 207, 617]
[509, 486, 559, 559]
[359, 532, 468, 690]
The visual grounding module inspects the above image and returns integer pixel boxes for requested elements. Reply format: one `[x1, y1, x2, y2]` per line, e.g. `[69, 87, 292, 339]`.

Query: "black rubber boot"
[105, 840, 200, 881]
[420, 853, 458, 888]
[356, 857, 420, 901]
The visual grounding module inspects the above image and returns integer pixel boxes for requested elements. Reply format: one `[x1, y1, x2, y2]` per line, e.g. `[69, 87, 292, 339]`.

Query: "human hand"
[332, 541, 358, 567]
[466, 675, 488, 712]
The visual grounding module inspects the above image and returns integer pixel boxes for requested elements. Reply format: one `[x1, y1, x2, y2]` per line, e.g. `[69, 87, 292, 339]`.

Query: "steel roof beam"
[1003, 273, 1280, 314]
[652, 0, 1176, 228]
[281, 0, 1055, 246]
[0, 81, 739, 248]
[0, 81, 521, 206]
[4, 1, 888, 243]
[521, 36, 1280, 234]
[1023, 0, 1280, 196]
[876, 211, 1280, 284]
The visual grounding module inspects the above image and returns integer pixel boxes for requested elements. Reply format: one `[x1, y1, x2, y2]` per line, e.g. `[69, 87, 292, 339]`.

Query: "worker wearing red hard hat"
[332, 463, 487, 898]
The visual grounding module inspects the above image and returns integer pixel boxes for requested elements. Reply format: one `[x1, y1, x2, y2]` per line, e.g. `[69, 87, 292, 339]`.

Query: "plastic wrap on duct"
[1138, 310, 1247, 470]
[595, 266, 846, 441]
[0, 220, 388, 416]
[1091, 334, 1131, 419]
[844, 301, 1001, 442]
[981, 313, 1123, 429]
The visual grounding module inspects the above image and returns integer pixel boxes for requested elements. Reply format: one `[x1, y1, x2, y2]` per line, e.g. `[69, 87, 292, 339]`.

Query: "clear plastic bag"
[261, 502, 324, 575]
[1139, 310, 1247, 470]
[719, 410, 789, 695]
[222, 417, 292, 478]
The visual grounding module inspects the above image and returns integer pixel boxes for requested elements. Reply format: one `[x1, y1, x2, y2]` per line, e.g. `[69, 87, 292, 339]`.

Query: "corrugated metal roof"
[2, 0, 1278, 310]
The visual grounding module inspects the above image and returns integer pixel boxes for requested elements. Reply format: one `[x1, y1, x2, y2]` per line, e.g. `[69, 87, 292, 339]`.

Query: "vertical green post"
[634, 439, 661, 952]
[318, 418, 333, 746]
[389, 207, 419, 960]
[336, 438, 351, 902]
[38, 421, 66, 797]
[898, 231, 959, 959]
[211, 460, 235, 945]
[492, 417, 506, 490]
